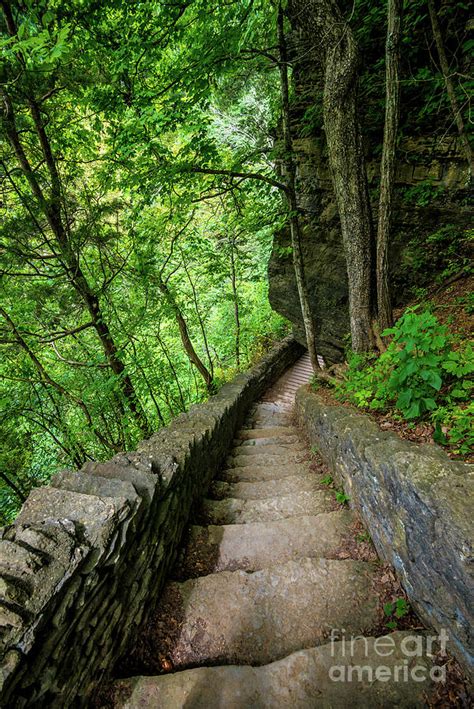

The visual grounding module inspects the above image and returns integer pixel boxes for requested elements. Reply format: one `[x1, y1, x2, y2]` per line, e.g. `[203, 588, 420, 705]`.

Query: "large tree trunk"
[376, 0, 403, 331]
[277, 2, 320, 371]
[427, 0, 473, 183]
[290, 0, 375, 353]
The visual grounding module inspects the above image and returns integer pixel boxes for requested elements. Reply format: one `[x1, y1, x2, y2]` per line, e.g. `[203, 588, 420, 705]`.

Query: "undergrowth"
[331, 307, 473, 457]
[396, 224, 473, 299]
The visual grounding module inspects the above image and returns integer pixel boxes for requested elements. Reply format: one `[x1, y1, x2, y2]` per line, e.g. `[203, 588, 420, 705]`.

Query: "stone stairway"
[112, 353, 435, 707]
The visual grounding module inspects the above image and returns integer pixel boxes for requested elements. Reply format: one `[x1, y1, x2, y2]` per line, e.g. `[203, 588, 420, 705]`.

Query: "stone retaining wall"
[0, 337, 303, 707]
[296, 388, 474, 678]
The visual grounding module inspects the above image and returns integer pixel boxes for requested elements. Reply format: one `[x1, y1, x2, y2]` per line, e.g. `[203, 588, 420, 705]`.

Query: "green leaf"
[426, 371, 442, 391]
[396, 389, 412, 409]
[394, 598, 409, 618]
[405, 401, 421, 419]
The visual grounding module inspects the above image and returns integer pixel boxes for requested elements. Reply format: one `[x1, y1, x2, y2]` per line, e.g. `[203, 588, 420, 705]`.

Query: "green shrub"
[380, 308, 450, 419]
[432, 403, 474, 456]
[402, 180, 443, 207]
[398, 225, 473, 295]
[334, 307, 473, 455]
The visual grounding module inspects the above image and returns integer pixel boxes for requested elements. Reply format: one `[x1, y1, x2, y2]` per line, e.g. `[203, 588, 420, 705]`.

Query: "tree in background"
[290, 0, 376, 353]
[427, 0, 473, 183]
[277, 1, 320, 371]
[376, 0, 404, 331]
[0, 0, 289, 521]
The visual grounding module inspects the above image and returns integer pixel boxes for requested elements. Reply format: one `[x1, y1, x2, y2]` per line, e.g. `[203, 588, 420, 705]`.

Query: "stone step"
[198, 489, 335, 525]
[245, 415, 294, 429]
[219, 463, 311, 484]
[174, 511, 354, 576]
[115, 631, 435, 709]
[236, 427, 299, 440]
[227, 451, 309, 469]
[229, 443, 307, 458]
[233, 435, 301, 447]
[142, 558, 379, 670]
[209, 471, 325, 500]
[251, 402, 288, 414]
[247, 406, 290, 419]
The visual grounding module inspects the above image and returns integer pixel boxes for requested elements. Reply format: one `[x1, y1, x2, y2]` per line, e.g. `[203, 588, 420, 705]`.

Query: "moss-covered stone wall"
[0, 337, 303, 707]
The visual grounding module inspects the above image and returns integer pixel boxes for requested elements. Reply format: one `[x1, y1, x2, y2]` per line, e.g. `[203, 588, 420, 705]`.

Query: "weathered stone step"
[229, 443, 307, 458]
[278, 378, 305, 388]
[236, 427, 299, 440]
[227, 450, 309, 468]
[143, 558, 379, 669]
[175, 511, 354, 576]
[246, 416, 294, 429]
[219, 463, 311, 484]
[246, 408, 293, 418]
[245, 405, 293, 425]
[115, 632, 435, 708]
[252, 403, 288, 414]
[210, 471, 324, 500]
[198, 489, 334, 525]
[233, 435, 301, 447]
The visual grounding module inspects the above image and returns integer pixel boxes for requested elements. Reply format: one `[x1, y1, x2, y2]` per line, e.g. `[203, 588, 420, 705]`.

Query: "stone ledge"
[0, 336, 304, 707]
[295, 387, 474, 679]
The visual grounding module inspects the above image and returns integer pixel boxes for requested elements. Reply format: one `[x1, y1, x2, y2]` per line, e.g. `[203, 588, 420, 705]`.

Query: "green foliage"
[395, 225, 473, 299]
[455, 292, 474, 316]
[334, 489, 350, 505]
[380, 309, 449, 419]
[402, 181, 444, 207]
[384, 598, 410, 630]
[0, 0, 290, 522]
[300, 102, 323, 138]
[1, 0, 472, 527]
[432, 403, 474, 456]
[320, 474, 333, 486]
[352, 0, 472, 140]
[273, 245, 293, 259]
[335, 308, 473, 456]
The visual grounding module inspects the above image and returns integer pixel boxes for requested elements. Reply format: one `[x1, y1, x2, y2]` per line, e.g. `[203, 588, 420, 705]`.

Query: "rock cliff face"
[268, 131, 470, 362]
[269, 192, 349, 363]
[267, 28, 471, 362]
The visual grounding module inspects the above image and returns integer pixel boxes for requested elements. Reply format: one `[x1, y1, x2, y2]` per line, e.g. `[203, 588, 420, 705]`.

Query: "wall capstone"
[0, 336, 304, 707]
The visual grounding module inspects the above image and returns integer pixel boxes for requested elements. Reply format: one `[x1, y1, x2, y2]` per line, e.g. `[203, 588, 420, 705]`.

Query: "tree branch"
[191, 166, 288, 193]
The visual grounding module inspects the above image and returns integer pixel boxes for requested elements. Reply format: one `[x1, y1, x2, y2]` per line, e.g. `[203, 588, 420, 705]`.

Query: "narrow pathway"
[112, 354, 433, 707]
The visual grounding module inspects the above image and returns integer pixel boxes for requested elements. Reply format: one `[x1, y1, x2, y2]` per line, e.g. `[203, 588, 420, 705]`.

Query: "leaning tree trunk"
[377, 0, 403, 331]
[290, 0, 376, 353]
[158, 280, 215, 394]
[427, 0, 473, 182]
[229, 234, 242, 368]
[277, 2, 320, 371]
